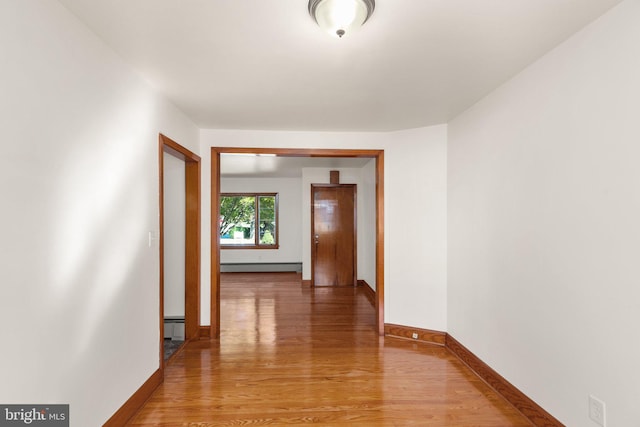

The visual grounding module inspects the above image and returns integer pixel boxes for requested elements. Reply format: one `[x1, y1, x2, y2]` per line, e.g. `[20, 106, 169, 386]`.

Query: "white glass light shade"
[310, 0, 375, 38]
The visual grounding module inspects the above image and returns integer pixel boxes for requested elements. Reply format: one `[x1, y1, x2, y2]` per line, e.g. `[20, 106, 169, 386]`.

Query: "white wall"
[448, 1, 640, 425]
[0, 1, 198, 425]
[200, 126, 447, 331]
[163, 153, 186, 317]
[360, 159, 377, 290]
[220, 177, 302, 264]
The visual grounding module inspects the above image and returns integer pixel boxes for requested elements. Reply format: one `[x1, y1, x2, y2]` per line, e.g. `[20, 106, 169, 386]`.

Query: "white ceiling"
[58, 0, 621, 132]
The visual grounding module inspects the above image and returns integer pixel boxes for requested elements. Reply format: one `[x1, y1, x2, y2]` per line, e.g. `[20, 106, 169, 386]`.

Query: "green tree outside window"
[220, 193, 278, 248]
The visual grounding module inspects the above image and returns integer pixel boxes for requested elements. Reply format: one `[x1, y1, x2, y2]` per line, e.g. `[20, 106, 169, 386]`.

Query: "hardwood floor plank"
[127, 272, 531, 426]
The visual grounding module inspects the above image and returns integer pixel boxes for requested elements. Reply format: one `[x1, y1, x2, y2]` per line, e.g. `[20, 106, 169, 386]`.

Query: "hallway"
[127, 273, 531, 426]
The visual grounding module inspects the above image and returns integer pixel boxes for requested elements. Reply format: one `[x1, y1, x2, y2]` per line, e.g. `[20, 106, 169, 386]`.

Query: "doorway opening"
[210, 147, 384, 337]
[159, 134, 201, 367]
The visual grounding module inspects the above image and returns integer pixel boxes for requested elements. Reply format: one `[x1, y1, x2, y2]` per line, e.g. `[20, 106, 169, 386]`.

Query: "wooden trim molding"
[384, 323, 446, 346]
[159, 133, 201, 356]
[211, 150, 221, 338]
[301, 279, 311, 287]
[357, 280, 376, 306]
[212, 147, 381, 157]
[375, 152, 384, 335]
[184, 157, 201, 341]
[198, 326, 212, 339]
[211, 147, 385, 336]
[103, 369, 162, 426]
[445, 334, 564, 427]
[382, 325, 562, 425]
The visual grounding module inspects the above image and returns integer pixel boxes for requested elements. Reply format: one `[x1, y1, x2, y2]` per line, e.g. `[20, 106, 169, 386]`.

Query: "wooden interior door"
[311, 184, 356, 286]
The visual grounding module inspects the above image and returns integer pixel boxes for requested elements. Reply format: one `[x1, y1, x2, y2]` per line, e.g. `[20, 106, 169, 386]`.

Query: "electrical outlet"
[411, 332, 418, 339]
[589, 395, 606, 426]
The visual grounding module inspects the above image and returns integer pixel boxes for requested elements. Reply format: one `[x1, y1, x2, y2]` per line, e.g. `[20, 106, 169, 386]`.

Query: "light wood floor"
[127, 272, 532, 426]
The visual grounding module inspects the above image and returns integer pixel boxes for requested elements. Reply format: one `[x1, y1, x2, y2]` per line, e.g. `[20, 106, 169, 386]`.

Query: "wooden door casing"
[159, 134, 201, 368]
[311, 184, 356, 287]
[211, 147, 385, 337]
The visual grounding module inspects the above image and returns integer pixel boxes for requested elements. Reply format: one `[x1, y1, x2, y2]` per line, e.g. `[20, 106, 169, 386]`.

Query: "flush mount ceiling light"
[309, 0, 375, 38]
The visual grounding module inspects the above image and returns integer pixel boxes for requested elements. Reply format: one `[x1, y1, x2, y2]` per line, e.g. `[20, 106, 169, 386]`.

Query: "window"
[220, 193, 278, 249]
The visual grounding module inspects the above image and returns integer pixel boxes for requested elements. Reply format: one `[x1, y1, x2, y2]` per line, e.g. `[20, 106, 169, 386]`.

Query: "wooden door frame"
[310, 183, 357, 287]
[159, 134, 201, 369]
[210, 147, 384, 336]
